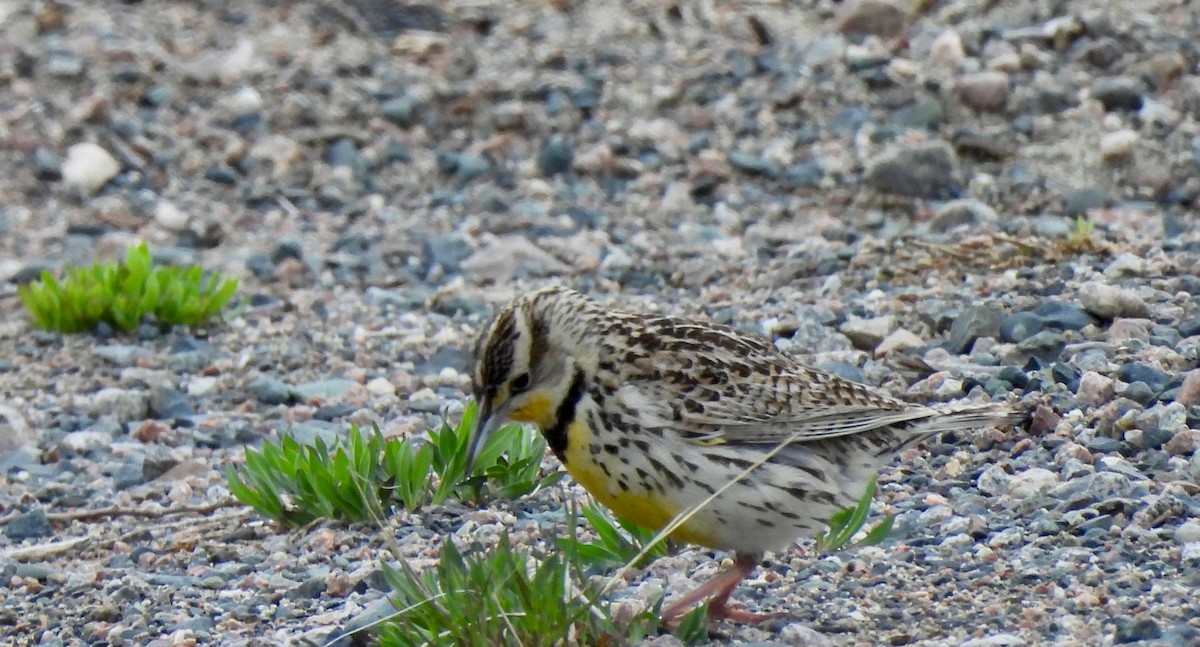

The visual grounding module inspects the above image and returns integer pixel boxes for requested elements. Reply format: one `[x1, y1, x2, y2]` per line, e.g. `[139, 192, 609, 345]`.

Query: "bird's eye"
[510, 372, 531, 392]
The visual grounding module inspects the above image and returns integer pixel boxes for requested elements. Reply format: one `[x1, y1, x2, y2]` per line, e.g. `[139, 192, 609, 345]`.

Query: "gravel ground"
[2, 0, 1200, 645]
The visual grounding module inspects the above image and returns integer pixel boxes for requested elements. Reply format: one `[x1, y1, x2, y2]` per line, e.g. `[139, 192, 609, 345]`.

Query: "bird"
[466, 285, 1013, 625]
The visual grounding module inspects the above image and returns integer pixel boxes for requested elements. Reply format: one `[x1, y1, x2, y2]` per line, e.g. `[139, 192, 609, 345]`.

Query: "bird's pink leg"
[660, 554, 789, 627]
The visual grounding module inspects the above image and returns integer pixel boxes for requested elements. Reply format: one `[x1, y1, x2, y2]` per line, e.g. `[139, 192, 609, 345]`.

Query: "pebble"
[836, 0, 904, 37]
[292, 379, 358, 402]
[1076, 371, 1114, 405]
[365, 377, 396, 396]
[865, 143, 959, 199]
[958, 635, 1026, 647]
[1078, 282, 1150, 319]
[246, 377, 292, 405]
[1174, 370, 1200, 405]
[958, 71, 1011, 112]
[1090, 76, 1146, 111]
[1100, 129, 1139, 160]
[60, 428, 114, 454]
[459, 236, 570, 281]
[928, 30, 965, 68]
[930, 199, 998, 233]
[874, 327, 923, 356]
[61, 143, 121, 194]
[840, 315, 895, 351]
[779, 623, 835, 647]
[948, 305, 1002, 354]
[1117, 363, 1168, 391]
[1007, 467, 1058, 498]
[33, 148, 63, 181]
[537, 137, 575, 177]
[152, 202, 189, 232]
[5, 508, 52, 540]
[82, 388, 150, 422]
[1164, 429, 1200, 457]
[1103, 253, 1146, 278]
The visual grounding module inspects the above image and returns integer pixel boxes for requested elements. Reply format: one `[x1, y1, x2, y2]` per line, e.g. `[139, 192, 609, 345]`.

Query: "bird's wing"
[621, 341, 997, 445]
[614, 317, 1007, 446]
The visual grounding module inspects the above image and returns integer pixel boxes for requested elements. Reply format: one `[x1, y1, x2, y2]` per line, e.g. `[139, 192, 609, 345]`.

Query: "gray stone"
[292, 378, 357, 401]
[425, 234, 473, 273]
[5, 508, 52, 540]
[1091, 76, 1146, 112]
[999, 311, 1044, 343]
[149, 385, 195, 419]
[246, 376, 292, 405]
[865, 142, 959, 199]
[948, 305, 1002, 353]
[33, 148, 62, 181]
[930, 200, 998, 233]
[380, 95, 420, 126]
[537, 137, 574, 177]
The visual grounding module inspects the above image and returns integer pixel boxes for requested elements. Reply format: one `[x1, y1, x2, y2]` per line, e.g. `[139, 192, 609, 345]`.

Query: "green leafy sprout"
[17, 242, 238, 333]
[567, 501, 674, 572]
[813, 476, 894, 554]
[376, 500, 697, 647]
[224, 404, 561, 527]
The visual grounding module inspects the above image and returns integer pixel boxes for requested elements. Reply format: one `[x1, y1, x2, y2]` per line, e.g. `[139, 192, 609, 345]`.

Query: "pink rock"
[1176, 369, 1200, 406]
[1076, 371, 1115, 406]
[836, 0, 904, 38]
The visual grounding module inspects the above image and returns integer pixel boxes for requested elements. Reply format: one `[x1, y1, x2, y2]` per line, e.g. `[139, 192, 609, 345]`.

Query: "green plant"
[224, 430, 388, 526]
[375, 502, 701, 647]
[428, 404, 562, 505]
[812, 476, 894, 554]
[18, 242, 238, 333]
[568, 502, 673, 572]
[224, 405, 559, 527]
[379, 536, 614, 647]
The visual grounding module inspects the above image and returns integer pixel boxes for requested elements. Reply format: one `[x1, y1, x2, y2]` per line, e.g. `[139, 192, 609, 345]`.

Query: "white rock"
[62, 143, 121, 193]
[1007, 467, 1057, 498]
[1100, 129, 1139, 160]
[227, 86, 264, 113]
[1102, 252, 1146, 277]
[187, 376, 219, 397]
[1175, 521, 1200, 544]
[601, 245, 633, 270]
[366, 377, 396, 396]
[60, 429, 113, 453]
[82, 388, 150, 422]
[780, 623, 836, 647]
[1079, 281, 1150, 319]
[959, 635, 1026, 647]
[958, 71, 1010, 112]
[874, 327, 924, 356]
[928, 29, 965, 68]
[976, 464, 1011, 496]
[154, 200, 190, 231]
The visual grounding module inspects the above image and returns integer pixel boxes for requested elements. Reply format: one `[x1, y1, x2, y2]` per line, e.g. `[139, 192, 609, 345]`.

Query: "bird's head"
[465, 286, 598, 470]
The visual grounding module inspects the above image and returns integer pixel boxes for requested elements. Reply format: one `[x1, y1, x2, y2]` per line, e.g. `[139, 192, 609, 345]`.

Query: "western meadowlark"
[466, 286, 1011, 624]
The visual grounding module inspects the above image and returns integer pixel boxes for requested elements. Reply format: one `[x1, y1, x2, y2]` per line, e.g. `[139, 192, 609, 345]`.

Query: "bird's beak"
[464, 398, 504, 476]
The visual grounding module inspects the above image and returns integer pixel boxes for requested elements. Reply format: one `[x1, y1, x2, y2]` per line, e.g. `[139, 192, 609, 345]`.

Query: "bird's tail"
[878, 401, 1018, 456]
